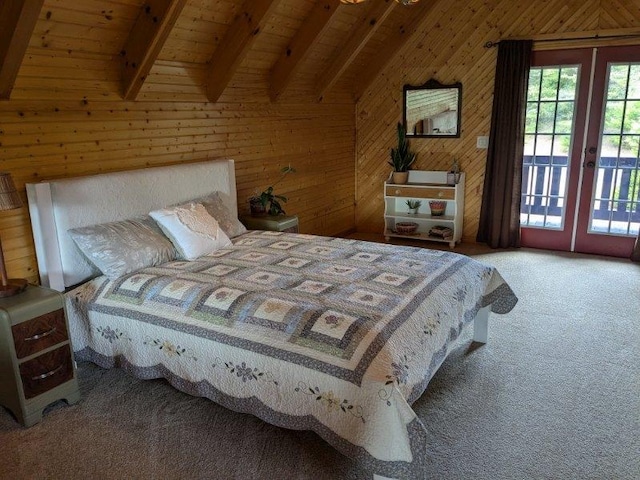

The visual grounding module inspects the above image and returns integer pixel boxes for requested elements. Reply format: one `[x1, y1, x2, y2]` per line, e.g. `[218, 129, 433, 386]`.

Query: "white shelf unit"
[384, 170, 465, 248]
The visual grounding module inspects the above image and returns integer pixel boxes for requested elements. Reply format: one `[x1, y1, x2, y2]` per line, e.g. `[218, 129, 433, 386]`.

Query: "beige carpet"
[1, 246, 638, 480]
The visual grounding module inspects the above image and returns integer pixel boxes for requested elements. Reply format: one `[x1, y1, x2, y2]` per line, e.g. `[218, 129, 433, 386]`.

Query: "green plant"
[388, 122, 416, 172]
[250, 165, 296, 216]
[406, 199, 422, 209]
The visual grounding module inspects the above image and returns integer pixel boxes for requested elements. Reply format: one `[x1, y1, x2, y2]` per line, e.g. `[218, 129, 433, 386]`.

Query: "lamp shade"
[0, 173, 22, 211]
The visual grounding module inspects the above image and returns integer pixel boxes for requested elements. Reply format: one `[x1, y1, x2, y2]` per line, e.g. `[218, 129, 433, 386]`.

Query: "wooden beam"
[352, 0, 438, 101]
[120, 0, 187, 101]
[205, 0, 280, 103]
[269, 0, 341, 102]
[0, 0, 44, 100]
[316, 0, 396, 102]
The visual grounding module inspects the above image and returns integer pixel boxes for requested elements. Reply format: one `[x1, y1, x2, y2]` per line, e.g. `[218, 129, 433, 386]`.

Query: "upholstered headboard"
[26, 159, 237, 291]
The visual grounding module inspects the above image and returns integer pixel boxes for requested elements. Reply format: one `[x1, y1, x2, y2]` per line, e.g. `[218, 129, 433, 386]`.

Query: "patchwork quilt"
[65, 231, 517, 479]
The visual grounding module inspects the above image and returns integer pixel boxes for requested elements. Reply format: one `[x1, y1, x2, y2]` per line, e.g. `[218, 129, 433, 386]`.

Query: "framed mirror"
[403, 79, 462, 138]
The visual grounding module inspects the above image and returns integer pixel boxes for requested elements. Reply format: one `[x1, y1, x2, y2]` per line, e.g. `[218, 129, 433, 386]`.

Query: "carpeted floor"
[1, 247, 638, 480]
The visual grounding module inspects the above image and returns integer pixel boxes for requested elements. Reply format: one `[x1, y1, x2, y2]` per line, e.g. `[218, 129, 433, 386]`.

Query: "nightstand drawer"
[12, 308, 68, 359]
[19, 344, 73, 399]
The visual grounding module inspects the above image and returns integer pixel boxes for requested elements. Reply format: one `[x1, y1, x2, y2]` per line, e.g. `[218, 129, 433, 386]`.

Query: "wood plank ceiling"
[1, 0, 438, 104]
[0, 0, 45, 98]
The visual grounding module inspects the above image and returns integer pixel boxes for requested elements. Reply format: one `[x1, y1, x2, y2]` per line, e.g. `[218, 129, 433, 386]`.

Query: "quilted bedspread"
[65, 231, 517, 479]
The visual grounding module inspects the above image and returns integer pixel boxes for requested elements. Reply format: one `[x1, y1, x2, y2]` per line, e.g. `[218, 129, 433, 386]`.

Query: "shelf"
[386, 182, 452, 188]
[384, 230, 455, 244]
[385, 213, 455, 222]
[383, 170, 464, 249]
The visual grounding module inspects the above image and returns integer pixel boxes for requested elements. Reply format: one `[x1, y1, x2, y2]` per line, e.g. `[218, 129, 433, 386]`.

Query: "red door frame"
[573, 45, 639, 257]
[520, 48, 594, 251]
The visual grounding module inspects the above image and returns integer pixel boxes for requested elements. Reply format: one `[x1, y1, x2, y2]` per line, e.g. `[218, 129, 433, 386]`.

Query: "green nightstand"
[0, 286, 81, 427]
[241, 215, 299, 233]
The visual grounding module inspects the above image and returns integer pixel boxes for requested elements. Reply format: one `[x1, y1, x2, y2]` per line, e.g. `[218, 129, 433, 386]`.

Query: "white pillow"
[190, 192, 247, 238]
[149, 203, 232, 260]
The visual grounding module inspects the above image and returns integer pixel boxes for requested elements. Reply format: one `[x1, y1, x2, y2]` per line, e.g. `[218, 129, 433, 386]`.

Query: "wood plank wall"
[355, 0, 640, 242]
[2, 100, 355, 284]
[0, 0, 356, 285]
[4, 0, 640, 285]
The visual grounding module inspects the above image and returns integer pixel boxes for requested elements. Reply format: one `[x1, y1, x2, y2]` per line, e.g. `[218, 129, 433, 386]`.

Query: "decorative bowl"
[395, 222, 419, 235]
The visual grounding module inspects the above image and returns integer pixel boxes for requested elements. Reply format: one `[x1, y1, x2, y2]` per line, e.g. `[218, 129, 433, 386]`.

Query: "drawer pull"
[24, 327, 57, 342]
[438, 191, 444, 198]
[395, 189, 400, 195]
[31, 364, 64, 381]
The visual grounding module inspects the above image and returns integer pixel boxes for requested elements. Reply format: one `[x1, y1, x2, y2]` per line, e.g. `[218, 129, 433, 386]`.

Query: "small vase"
[409, 208, 419, 215]
[447, 172, 461, 186]
[429, 200, 446, 216]
[447, 173, 455, 186]
[392, 171, 409, 184]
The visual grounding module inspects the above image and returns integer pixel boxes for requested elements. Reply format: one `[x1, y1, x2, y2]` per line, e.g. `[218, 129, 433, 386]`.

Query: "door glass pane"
[623, 100, 640, 133]
[537, 103, 556, 132]
[521, 66, 579, 229]
[607, 65, 629, 98]
[603, 101, 624, 133]
[628, 65, 640, 98]
[555, 101, 575, 133]
[590, 62, 640, 236]
[558, 71, 577, 100]
[553, 134, 571, 156]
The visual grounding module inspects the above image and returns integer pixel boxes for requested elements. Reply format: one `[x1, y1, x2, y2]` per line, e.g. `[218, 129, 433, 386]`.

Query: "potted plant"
[388, 122, 416, 184]
[249, 165, 296, 216]
[405, 199, 422, 214]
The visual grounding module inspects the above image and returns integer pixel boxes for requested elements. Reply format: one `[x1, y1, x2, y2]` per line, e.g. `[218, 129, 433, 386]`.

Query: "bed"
[26, 159, 517, 479]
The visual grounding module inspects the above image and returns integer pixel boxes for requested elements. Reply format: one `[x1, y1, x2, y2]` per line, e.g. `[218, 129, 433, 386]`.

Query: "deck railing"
[521, 155, 640, 227]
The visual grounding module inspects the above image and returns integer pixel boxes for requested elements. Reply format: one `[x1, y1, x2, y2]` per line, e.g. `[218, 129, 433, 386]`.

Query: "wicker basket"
[429, 200, 446, 216]
[395, 222, 418, 234]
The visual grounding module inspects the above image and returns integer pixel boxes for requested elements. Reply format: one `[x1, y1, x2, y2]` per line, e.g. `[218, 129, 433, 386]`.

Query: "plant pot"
[408, 208, 419, 215]
[391, 171, 409, 184]
[249, 198, 267, 216]
[429, 200, 446, 216]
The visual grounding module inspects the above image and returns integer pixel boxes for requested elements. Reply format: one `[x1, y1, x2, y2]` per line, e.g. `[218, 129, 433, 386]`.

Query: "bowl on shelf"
[429, 200, 446, 216]
[395, 221, 419, 235]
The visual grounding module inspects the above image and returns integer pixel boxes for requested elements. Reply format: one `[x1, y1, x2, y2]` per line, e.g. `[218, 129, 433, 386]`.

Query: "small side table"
[0, 286, 81, 427]
[241, 215, 299, 233]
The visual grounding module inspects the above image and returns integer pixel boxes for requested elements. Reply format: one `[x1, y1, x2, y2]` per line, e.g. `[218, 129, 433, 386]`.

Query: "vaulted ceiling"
[0, 0, 438, 104]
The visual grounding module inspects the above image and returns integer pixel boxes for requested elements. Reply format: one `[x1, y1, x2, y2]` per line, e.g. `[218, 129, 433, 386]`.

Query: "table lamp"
[0, 172, 28, 297]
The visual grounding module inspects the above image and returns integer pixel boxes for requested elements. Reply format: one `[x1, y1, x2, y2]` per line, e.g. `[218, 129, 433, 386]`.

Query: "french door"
[520, 46, 640, 257]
